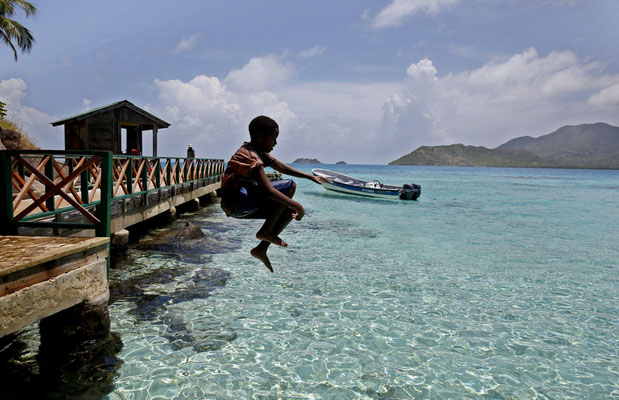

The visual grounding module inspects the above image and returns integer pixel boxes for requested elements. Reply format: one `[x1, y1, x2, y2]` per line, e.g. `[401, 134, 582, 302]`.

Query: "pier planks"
[0, 236, 109, 296]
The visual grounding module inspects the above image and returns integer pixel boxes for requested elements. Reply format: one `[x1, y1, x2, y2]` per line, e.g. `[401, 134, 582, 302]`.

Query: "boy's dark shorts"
[230, 179, 295, 219]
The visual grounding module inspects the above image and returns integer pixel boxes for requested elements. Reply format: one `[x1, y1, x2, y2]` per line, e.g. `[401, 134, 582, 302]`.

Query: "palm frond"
[0, 0, 37, 16]
[0, 29, 18, 60]
[0, 0, 36, 61]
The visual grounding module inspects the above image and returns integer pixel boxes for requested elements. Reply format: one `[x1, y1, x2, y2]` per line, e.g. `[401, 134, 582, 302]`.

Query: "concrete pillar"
[111, 229, 129, 250]
[39, 292, 110, 352]
[199, 191, 217, 206]
[168, 205, 177, 220]
[188, 198, 200, 211]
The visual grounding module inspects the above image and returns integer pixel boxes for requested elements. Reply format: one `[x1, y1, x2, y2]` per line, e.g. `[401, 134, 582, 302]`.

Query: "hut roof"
[51, 100, 171, 128]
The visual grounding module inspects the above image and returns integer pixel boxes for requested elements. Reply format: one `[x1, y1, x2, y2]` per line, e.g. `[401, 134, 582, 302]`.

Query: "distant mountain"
[292, 158, 322, 164]
[497, 123, 619, 168]
[335, 161, 347, 164]
[389, 123, 619, 169]
[498, 136, 536, 150]
[390, 144, 558, 168]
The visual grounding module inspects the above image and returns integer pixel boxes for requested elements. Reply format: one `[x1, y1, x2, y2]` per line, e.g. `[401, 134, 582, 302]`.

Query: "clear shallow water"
[2, 165, 618, 399]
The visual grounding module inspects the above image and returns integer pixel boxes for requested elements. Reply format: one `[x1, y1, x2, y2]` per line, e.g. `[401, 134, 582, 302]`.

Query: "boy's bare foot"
[256, 231, 288, 247]
[251, 247, 274, 272]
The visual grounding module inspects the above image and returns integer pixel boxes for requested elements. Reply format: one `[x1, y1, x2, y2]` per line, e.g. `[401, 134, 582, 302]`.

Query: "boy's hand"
[291, 205, 305, 221]
[312, 175, 332, 184]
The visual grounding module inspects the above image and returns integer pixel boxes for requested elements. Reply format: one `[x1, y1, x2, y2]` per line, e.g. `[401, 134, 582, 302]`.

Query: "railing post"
[175, 158, 180, 184]
[45, 155, 55, 212]
[81, 166, 90, 204]
[166, 158, 171, 187]
[96, 152, 112, 238]
[126, 157, 133, 194]
[0, 151, 16, 235]
[155, 159, 161, 188]
[141, 158, 148, 191]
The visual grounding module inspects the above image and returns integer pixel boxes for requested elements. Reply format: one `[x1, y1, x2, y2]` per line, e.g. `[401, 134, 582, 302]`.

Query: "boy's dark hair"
[249, 115, 278, 141]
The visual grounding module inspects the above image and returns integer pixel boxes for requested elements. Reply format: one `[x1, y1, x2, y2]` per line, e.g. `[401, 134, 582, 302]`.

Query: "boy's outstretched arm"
[270, 160, 331, 184]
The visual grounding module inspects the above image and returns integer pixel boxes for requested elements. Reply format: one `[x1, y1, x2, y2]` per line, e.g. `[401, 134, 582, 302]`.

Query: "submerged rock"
[175, 222, 205, 239]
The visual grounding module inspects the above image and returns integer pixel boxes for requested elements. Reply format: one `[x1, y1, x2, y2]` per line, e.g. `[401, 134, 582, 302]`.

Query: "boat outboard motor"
[399, 183, 421, 200]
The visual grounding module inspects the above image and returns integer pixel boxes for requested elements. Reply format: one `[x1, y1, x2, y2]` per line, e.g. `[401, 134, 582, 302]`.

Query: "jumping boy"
[220, 115, 330, 272]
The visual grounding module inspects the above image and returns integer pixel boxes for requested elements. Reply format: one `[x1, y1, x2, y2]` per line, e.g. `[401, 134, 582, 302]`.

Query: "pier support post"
[167, 206, 177, 221]
[39, 292, 110, 351]
[190, 198, 200, 211]
[199, 192, 217, 206]
[111, 229, 130, 250]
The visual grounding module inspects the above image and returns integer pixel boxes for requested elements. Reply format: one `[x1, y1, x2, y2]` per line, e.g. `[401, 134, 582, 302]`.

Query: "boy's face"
[255, 128, 279, 153]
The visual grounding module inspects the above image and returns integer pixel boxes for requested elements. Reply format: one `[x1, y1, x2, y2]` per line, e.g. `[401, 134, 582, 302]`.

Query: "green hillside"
[497, 123, 619, 169]
[389, 144, 558, 167]
[389, 123, 619, 169]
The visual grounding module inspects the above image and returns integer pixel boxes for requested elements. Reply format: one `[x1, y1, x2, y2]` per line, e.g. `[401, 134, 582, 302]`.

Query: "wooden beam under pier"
[0, 236, 109, 338]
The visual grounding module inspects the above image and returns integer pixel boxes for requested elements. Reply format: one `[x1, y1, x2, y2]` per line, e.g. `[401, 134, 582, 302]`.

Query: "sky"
[1, 0, 618, 164]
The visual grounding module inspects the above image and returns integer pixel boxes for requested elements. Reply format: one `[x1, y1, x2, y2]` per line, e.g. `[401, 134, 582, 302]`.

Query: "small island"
[292, 158, 322, 164]
[335, 161, 347, 165]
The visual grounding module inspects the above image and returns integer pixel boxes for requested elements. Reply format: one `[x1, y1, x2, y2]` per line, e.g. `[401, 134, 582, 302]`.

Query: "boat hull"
[321, 181, 401, 199]
[312, 168, 420, 200]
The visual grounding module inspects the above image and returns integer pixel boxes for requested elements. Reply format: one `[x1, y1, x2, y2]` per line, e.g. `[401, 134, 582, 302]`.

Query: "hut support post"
[152, 126, 158, 157]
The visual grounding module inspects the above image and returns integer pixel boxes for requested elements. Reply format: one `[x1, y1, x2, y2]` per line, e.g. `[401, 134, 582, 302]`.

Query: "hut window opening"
[121, 127, 128, 154]
[142, 133, 153, 157]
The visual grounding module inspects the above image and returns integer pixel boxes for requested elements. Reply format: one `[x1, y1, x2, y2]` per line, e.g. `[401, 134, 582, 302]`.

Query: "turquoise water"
[3, 166, 618, 399]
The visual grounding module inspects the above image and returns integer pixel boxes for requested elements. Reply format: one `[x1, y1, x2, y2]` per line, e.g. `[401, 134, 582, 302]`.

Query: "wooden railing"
[0, 151, 224, 237]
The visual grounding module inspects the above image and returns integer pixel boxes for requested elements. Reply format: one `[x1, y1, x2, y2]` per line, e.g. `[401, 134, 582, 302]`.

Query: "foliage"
[0, 100, 6, 120]
[0, 0, 37, 61]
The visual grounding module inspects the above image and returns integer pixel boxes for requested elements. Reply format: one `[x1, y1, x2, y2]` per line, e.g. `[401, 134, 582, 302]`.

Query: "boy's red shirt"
[220, 142, 276, 216]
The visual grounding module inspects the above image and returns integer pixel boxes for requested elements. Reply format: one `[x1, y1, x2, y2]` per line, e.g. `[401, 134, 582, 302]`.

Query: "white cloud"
[406, 58, 438, 80]
[151, 56, 298, 159]
[224, 56, 295, 92]
[0, 78, 61, 149]
[0, 78, 27, 105]
[380, 48, 619, 158]
[3, 47, 619, 165]
[298, 45, 327, 59]
[369, 0, 582, 29]
[150, 49, 619, 164]
[588, 82, 619, 108]
[81, 98, 92, 111]
[150, 54, 400, 163]
[371, 0, 460, 29]
[173, 34, 199, 54]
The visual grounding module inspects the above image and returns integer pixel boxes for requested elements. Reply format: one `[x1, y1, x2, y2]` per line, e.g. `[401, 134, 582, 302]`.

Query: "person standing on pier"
[220, 115, 329, 272]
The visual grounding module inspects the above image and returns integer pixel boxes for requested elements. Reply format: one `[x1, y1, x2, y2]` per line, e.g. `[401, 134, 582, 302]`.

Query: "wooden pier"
[0, 149, 225, 340]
